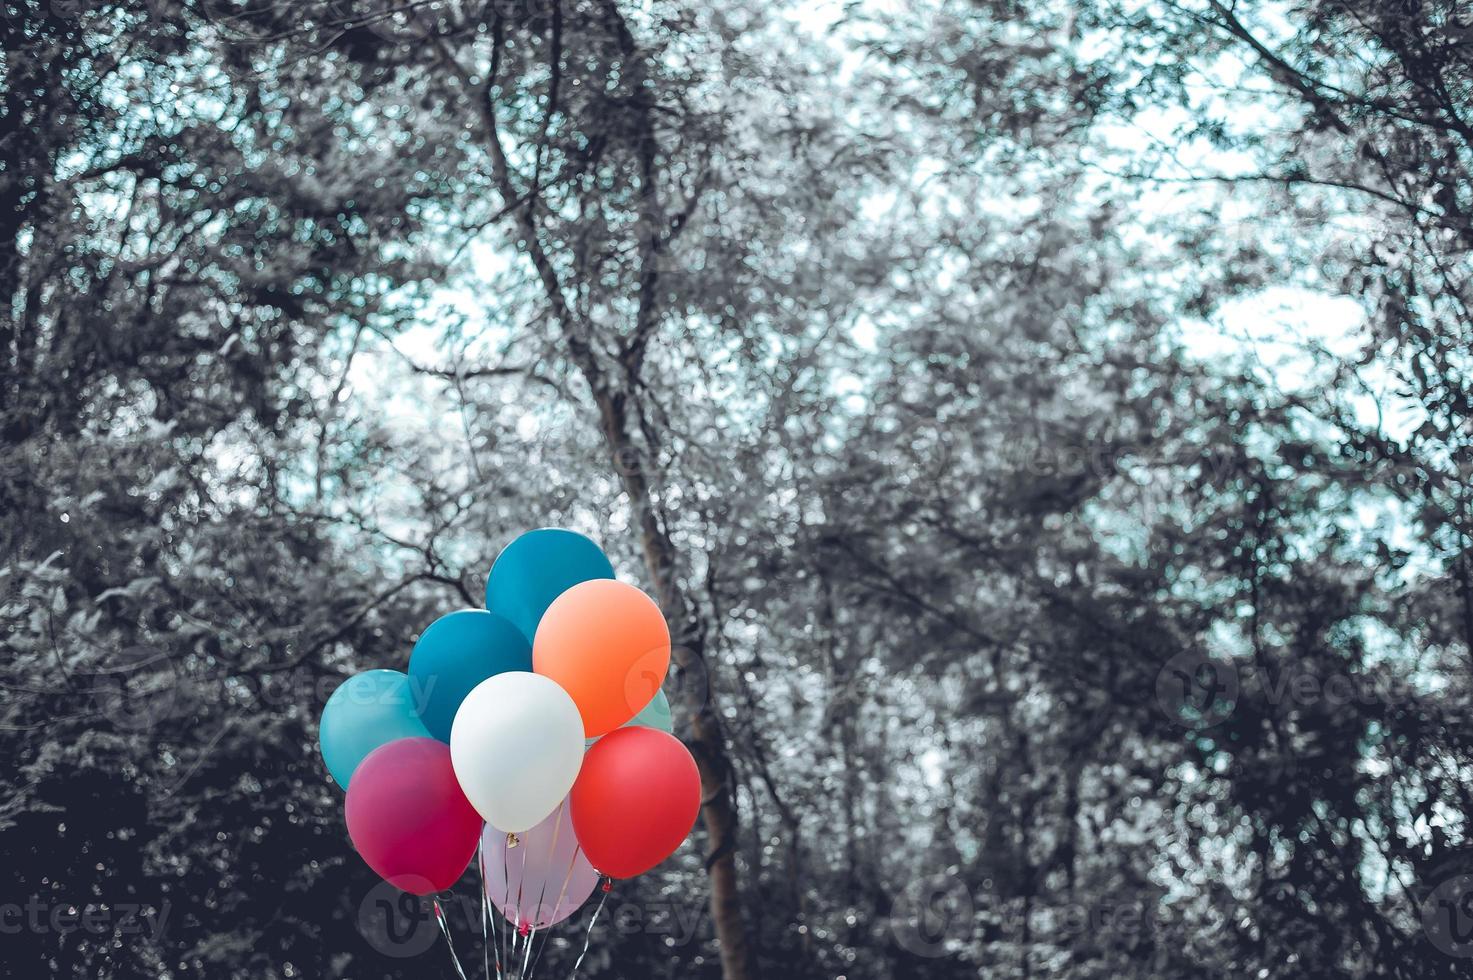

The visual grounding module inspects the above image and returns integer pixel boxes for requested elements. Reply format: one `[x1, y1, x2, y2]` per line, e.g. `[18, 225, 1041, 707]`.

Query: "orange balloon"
[532, 580, 671, 738]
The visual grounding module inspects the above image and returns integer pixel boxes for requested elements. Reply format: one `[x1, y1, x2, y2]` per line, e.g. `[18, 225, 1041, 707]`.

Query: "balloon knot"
[506, 832, 519, 849]
[601, 877, 613, 893]
[519, 921, 531, 936]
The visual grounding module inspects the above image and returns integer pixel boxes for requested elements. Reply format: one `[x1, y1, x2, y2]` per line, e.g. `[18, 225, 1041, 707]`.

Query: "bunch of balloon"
[315, 528, 702, 979]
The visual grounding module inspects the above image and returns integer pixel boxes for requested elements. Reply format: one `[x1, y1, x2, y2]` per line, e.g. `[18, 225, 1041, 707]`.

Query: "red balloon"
[345, 737, 481, 895]
[570, 727, 701, 879]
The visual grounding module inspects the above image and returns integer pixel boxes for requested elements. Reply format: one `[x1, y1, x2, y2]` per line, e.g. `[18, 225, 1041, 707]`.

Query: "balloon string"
[520, 926, 535, 979]
[533, 802, 565, 925]
[567, 879, 611, 980]
[518, 800, 565, 979]
[432, 897, 470, 980]
[479, 838, 502, 980]
[514, 830, 529, 938]
[525, 842, 583, 980]
[549, 843, 582, 927]
[500, 832, 513, 979]
[478, 840, 489, 980]
[507, 829, 530, 976]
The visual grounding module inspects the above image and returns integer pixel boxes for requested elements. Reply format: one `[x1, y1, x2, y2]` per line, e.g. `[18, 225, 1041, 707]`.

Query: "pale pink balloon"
[483, 800, 598, 928]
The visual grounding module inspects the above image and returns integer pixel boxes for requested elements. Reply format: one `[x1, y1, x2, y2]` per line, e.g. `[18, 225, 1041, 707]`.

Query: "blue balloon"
[485, 528, 615, 643]
[318, 669, 432, 789]
[585, 689, 673, 748]
[408, 609, 531, 742]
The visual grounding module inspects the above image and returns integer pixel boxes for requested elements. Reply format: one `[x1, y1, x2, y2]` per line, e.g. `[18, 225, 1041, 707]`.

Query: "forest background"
[4, 1, 1473, 977]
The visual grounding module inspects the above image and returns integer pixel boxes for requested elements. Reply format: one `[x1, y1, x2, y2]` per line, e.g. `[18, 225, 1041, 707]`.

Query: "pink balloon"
[483, 800, 598, 927]
[346, 737, 481, 896]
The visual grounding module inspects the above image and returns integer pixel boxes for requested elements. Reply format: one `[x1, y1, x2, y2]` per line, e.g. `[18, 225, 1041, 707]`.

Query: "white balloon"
[450, 672, 585, 833]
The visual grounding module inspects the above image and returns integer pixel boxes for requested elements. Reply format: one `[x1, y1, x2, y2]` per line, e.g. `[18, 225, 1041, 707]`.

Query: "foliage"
[2, 1, 1471, 978]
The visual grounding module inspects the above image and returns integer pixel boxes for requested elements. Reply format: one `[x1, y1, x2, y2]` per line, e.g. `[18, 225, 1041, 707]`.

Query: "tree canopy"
[3, 1, 1472, 978]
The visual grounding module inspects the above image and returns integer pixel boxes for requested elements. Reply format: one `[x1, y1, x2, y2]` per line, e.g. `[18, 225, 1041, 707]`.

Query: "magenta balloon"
[483, 800, 598, 927]
[346, 738, 481, 896]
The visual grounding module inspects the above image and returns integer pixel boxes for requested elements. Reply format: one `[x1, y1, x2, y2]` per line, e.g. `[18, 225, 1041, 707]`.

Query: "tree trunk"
[438, 17, 758, 975]
[592, 390, 757, 980]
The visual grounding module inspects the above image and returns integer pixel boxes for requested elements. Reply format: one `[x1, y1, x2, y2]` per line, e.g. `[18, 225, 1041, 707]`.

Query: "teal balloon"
[585, 688, 673, 748]
[629, 688, 673, 734]
[486, 528, 615, 643]
[318, 669, 432, 789]
[408, 609, 531, 742]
